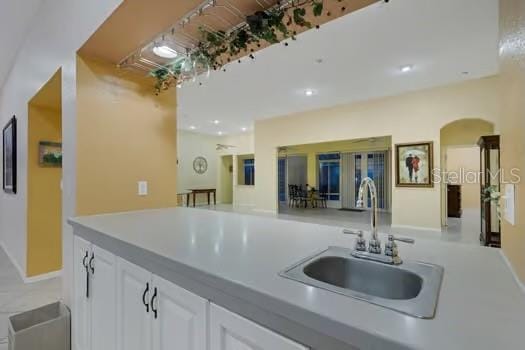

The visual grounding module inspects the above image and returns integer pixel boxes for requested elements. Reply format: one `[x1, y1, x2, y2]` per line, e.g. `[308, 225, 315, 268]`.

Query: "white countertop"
[69, 207, 525, 350]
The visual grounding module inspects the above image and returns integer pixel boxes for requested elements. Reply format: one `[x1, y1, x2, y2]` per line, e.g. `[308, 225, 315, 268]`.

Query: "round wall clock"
[193, 156, 208, 174]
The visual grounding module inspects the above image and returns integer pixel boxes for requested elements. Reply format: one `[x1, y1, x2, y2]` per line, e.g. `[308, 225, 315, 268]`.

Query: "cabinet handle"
[83, 251, 89, 299]
[89, 252, 95, 274]
[82, 251, 88, 268]
[142, 283, 150, 313]
[151, 287, 158, 319]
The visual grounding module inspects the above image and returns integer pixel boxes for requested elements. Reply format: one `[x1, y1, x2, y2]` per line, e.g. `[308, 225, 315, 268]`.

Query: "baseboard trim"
[0, 241, 63, 284]
[0, 240, 26, 282]
[251, 208, 276, 214]
[24, 269, 62, 284]
[499, 250, 525, 295]
[390, 224, 442, 233]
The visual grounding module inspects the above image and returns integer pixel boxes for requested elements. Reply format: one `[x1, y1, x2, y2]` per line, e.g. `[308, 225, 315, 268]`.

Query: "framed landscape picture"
[395, 141, 434, 188]
[3, 116, 17, 194]
[39, 141, 62, 167]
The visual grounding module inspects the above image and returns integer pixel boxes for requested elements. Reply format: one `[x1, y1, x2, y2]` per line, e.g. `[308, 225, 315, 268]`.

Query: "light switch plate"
[504, 184, 515, 226]
[138, 181, 148, 196]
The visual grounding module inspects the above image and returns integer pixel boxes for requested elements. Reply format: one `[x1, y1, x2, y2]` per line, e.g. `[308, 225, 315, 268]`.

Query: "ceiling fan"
[350, 137, 378, 144]
[216, 144, 236, 151]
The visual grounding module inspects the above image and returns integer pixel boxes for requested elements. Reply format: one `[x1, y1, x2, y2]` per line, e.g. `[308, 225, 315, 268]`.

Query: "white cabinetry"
[152, 273, 208, 350]
[73, 237, 91, 350]
[73, 237, 117, 350]
[115, 258, 208, 350]
[210, 304, 308, 350]
[74, 236, 309, 350]
[116, 258, 151, 350]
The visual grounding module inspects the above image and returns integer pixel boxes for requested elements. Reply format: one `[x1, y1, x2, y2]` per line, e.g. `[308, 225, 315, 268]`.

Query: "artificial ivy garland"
[152, 0, 353, 93]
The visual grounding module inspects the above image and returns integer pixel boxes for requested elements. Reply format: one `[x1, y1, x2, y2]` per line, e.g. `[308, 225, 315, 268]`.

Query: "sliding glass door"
[278, 158, 287, 203]
[318, 153, 341, 206]
[341, 151, 390, 210]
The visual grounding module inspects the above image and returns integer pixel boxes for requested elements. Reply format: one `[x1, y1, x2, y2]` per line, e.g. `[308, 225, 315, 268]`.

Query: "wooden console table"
[187, 188, 216, 207]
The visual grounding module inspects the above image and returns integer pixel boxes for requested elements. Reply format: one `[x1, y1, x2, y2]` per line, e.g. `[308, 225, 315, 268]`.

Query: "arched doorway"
[439, 119, 495, 242]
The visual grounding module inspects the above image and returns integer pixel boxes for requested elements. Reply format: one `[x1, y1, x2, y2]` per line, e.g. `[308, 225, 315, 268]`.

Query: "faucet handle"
[388, 235, 415, 244]
[343, 229, 367, 251]
[343, 229, 363, 236]
[385, 235, 414, 258]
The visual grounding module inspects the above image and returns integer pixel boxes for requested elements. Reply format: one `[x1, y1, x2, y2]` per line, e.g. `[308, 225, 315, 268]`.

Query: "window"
[318, 153, 340, 201]
[243, 158, 255, 185]
[278, 158, 286, 202]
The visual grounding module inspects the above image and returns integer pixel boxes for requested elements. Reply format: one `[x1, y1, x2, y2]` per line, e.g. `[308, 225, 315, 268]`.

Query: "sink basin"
[303, 256, 423, 300]
[280, 246, 443, 318]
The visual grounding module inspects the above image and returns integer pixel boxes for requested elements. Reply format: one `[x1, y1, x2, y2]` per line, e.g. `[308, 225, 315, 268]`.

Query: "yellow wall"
[217, 132, 257, 208]
[27, 71, 62, 277]
[255, 77, 500, 230]
[446, 147, 482, 209]
[440, 119, 495, 146]
[76, 56, 178, 215]
[499, 0, 525, 284]
[281, 137, 391, 188]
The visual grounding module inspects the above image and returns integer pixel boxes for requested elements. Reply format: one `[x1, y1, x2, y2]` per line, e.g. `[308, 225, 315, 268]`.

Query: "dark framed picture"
[395, 141, 434, 188]
[39, 141, 62, 167]
[3, 116, 17, 194]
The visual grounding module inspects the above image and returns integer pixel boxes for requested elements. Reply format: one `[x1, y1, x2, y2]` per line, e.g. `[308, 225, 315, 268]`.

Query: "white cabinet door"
[91, 246, 117, 350]
[116, 258, 152, 350]
[73, 237, 91, 350]
[210, 304, 308, 350]
[152, 275, 208, 350]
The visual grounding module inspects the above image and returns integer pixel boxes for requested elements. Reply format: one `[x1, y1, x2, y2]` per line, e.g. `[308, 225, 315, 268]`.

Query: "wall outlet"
[504, 184, 515, 226]
[138, 181, 148, 196]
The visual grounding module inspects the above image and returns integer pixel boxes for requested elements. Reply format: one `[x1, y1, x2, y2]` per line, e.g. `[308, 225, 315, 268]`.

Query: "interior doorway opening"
[440, 118, 496, 245]
[277, 137, 392, 226]
[219, 155, 233, 205]
[27, 68, 63, 278]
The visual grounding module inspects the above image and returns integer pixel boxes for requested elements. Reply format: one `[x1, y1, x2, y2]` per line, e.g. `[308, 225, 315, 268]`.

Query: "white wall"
[177, 130, 256, 208]
[0, 0, 122, 298]
[177, 130, 221, 204]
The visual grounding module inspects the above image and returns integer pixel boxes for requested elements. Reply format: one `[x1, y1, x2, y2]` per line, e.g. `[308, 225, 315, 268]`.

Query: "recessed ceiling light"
[305, 89, 315, 96]
[400, 65, 413, 73]
[153, 45, 178, 59]
[241, 127, 247, 132]
[218, 131, 223, 136]
[189, 126, 196, 130]
[212, 120, 220, 125]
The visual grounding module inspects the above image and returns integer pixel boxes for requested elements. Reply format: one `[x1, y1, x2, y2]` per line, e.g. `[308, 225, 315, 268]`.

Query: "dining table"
[186, 188, 217, 207]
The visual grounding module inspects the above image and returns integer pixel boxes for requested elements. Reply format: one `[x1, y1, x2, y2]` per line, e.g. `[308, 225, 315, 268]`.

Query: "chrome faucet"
[356, 177, 381, 254]
[343, 177, 415, 265]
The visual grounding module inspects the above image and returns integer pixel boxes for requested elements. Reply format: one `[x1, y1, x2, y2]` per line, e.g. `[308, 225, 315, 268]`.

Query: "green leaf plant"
[152, 0, 335, 93]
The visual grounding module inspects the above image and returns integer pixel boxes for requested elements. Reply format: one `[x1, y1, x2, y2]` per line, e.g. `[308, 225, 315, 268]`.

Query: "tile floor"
[0, 248, 62, 349]
[197, 204, 483, 246]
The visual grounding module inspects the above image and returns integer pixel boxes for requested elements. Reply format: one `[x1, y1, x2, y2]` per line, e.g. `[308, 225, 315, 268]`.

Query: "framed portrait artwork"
[395, 141, 434, 188]
[3, 116, 17, 194]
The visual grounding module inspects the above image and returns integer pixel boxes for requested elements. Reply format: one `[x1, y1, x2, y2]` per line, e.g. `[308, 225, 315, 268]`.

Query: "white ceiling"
[178, 0, 499, 135]
[0, 0, 43, 90]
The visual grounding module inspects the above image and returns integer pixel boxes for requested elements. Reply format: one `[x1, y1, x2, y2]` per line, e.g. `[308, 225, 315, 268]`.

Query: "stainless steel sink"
[280, 246, 444, 318]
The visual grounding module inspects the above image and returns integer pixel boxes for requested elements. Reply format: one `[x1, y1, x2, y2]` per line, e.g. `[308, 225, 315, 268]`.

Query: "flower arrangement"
[482, 185, 503, 219]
